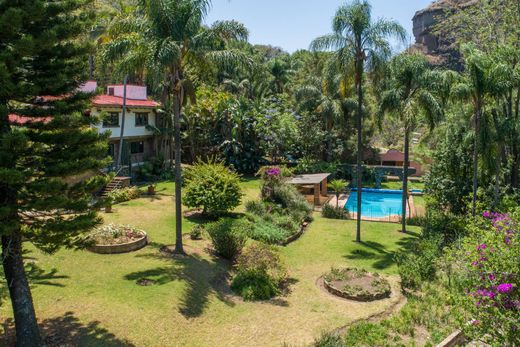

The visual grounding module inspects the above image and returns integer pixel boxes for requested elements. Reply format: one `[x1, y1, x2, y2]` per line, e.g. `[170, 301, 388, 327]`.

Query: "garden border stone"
[88, 233, 148, 254]
[322, 269, 391, 302]
[279, 221, 309, 246]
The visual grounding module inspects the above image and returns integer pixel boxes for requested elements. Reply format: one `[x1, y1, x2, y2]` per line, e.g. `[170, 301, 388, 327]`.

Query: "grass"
[376, 181, 425, 191]
[0, 178, 420, 347]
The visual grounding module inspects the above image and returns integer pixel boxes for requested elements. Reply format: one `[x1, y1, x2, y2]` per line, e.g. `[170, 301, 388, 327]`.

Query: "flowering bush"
[89, 224, 146, 245]
[454, 211, 519, 344]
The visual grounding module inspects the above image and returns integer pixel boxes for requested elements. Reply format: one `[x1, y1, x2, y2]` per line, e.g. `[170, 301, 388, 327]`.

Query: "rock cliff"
[412, 0, 478, 70]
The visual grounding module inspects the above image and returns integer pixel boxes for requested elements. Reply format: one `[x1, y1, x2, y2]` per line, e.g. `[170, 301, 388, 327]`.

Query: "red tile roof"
[8, 114, 53, 125]
[92, 95, 160, 108]
[380, 149, 405, 162]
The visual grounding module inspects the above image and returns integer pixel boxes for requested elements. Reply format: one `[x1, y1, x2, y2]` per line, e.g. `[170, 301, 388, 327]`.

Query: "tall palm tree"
[379, 53, 441, 233]
[295, 75, 343, 161]
[102, 0, 249, 253]
[453, 44, 493, 217]
[310, 0, 406, 241]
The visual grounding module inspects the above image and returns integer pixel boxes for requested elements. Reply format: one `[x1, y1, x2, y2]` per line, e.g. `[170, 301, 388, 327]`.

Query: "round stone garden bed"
[88, 224, 148, 254]
[323, 268, 391, 302]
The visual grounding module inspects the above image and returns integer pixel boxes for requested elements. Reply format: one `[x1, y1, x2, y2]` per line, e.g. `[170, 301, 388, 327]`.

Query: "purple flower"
[483, 211, 491, 218]
[477, 244, 487, 251]
[489, 274, 495, 281]
[497, 283, 513, 293]
[266, 167, 281, 176]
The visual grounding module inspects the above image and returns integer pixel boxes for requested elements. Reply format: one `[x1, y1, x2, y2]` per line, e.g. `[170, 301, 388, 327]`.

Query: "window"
[130, 141, 144, 154]
[135, 112, 149, 126]
[108, 87, 115, 96]
[103, 112, 119, 127]
[108, 143, 115, 158]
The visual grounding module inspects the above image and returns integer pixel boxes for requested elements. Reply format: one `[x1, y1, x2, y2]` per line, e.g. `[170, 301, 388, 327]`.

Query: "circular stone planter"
[88, 233, 148, 254]
[323, 268, 391, 302]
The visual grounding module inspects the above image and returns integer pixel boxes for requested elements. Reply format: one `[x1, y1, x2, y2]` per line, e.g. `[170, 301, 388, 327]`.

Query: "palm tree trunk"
[472, 105, 481, 217]
[2, 233, 42, 346]
[173, 71, 184, 254]
[355, 57, 363, 243]
[402, 128, 410, 233]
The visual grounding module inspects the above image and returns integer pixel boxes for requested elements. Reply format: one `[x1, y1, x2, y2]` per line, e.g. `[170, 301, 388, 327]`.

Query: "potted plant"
[147, 183, 156, 195]
[105, 196, 114, 213]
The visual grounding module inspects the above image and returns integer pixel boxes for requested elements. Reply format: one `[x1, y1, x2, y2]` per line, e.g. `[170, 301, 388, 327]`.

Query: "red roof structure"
[92, 95, 160, 108]
[8, 114, 52, 125]
[380, 149, 405, 162]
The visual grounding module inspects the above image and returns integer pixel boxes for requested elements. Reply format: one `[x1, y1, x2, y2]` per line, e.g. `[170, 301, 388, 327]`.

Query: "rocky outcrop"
[412, 0, 478, 70]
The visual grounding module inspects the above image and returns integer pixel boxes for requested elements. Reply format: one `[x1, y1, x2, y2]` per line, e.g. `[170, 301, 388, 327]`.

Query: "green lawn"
[1, 179, 419, 347]
[376, 181, 425, 191]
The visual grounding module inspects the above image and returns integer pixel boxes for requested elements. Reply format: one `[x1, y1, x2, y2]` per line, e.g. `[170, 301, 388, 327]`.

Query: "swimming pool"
[345, 189, 403, 218]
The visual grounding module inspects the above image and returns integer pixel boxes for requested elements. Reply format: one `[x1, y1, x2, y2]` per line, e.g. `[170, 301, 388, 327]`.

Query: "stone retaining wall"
[88, 234, 148, 254]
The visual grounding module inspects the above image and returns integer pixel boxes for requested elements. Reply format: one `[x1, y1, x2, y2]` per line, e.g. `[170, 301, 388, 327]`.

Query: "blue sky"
[205, 0, 434, 53]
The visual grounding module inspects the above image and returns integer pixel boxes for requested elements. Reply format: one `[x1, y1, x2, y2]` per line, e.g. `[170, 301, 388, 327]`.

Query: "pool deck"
[327, 191, 416, 223]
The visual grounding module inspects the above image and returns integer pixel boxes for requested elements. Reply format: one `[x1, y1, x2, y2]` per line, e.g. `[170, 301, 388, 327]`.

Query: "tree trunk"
[355, 56, 363, 243]
[1, 105, 41, 346]
[88, 54, 94, 80]
[472, 105, 481, 217]
[173, 71, 184, 254]
[2, 233, 42, 346]
[401, 128, 410, 233]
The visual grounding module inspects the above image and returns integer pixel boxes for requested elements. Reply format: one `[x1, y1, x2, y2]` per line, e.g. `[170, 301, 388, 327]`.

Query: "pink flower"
[477, 244, 487, 251]
[497, 284, 513, 293]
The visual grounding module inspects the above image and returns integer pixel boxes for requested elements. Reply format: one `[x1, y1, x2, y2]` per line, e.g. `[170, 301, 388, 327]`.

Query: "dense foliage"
[183, 160, 243, 216]
[243, 166, 312, 244]
[451, 212, 519, 345]
[231, 243, 287, 301]
[206, 218, 248, 260]
[0, 0, 109, 343]
[107, 187, 141, 204]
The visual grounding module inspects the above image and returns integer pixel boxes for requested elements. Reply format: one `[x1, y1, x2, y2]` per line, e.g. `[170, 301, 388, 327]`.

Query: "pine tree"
[0, 1, 109, 345]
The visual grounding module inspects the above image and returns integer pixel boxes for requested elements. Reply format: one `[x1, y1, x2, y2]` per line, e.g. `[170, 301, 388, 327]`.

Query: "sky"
[205, 0, 434, 53]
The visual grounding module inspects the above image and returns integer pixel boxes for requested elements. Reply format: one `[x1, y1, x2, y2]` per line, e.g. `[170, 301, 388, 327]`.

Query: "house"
[379, 149, 424, 176]
[89, 82, 161, 165]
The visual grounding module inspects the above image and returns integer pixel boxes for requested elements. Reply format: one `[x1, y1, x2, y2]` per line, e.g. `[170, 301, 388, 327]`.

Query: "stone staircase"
[99, 177, 127, 198]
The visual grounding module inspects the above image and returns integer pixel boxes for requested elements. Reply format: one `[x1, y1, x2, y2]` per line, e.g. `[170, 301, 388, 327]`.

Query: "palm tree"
[379, 53, 441, 233]
[329, 179, 348, 208]
[310, 0, 406, 241]
[453, 44, 493, 217]
[295, 75, 343, 161]
[102, 0, 249, 253]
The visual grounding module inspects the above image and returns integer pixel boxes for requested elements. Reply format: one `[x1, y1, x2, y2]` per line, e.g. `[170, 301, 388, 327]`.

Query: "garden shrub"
[322, 204, 350, 220]
[451, 211, 519, 346]
[190, 225, 205, 240]
[271, 214, 299, 232]
[206, 218, 249, 260]
[107, 186, 141, 204]
[247, 218, 291, 244]
[183, 160, 243, 216]
[244, 200, 267, 216]
[245, 166, 312, 244]
[231, 243, 287, 300]
[311, 332, 344, 347]
[343, 321, 389, 346]
[395, 235, 442, 290]
[422, 210, 466, 246]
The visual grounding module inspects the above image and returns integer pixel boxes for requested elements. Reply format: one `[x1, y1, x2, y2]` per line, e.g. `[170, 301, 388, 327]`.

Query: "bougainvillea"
[455, 211, 519, 344]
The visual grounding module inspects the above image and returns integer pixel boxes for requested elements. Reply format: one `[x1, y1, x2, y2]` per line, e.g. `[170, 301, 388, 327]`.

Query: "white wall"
[107, 85, 147, 100]
[93, 109, 156, 139]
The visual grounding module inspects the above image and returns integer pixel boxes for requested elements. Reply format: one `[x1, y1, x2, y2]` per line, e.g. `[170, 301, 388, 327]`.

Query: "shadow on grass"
[345, 237, 417, 270]
[0, 253, 69, 307]
[125, 243, 235, 319]
[1, 312, 134, 346]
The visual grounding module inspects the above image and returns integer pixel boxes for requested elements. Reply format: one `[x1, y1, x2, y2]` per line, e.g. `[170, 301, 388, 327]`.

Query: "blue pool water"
[345, 189, 403, 218]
